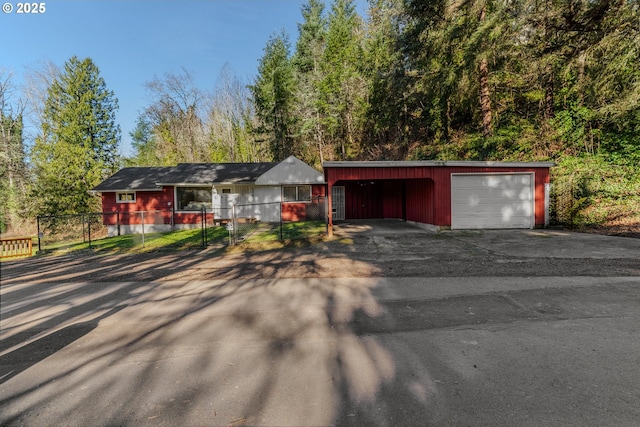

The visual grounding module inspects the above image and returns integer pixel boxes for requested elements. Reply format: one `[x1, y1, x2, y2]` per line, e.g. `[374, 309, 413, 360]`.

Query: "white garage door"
[451, 173, 534, 229]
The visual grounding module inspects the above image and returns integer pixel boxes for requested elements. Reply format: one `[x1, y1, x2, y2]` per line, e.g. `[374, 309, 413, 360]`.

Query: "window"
[176, 187, 212, 210]
[116, 192, 136, 203]
[283, 185, 311, 202]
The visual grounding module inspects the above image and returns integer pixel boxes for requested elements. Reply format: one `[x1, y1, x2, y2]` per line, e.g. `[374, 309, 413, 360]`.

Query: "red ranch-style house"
[91, 156, 326, 236]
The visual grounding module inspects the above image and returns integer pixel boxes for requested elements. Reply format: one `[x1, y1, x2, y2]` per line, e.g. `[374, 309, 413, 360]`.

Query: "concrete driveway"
[1, 221, 639, 426]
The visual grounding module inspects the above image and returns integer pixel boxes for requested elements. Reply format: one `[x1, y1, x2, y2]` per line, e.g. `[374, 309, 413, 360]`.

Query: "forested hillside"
[1, 0, 638, 234]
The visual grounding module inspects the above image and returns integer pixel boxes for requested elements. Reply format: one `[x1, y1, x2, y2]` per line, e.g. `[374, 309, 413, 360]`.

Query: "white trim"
[116, 192, 136, 203]
[174, 185, 214, 211]
[544, 183, 551, 226]
[323, 160, 555, 168]
[282, 184, 312, 202]
[450, 172, 535, 230]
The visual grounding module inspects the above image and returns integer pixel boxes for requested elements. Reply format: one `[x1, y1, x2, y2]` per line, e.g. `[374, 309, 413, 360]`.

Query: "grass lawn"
[240, 221, 327, 243]
[28, 221, 328, 257]
[36, 227, 229, 255]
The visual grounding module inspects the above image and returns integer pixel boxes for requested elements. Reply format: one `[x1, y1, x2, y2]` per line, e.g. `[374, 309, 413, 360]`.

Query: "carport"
[323, 160, 554, 233]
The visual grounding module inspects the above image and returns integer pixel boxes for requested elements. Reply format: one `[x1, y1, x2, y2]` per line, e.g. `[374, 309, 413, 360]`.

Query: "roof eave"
[323, 160, 556, 168]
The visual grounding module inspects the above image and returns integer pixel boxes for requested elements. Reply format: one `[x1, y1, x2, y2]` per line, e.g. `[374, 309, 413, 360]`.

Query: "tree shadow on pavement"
[0, 248, 443, 426]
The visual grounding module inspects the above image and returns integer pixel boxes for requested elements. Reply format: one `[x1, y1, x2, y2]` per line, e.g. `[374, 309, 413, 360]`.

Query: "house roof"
[91, 167, 173, 192]
[255, 155, 325, 185]
[156, 162, 279, 185]
[92, 156, 326, 193]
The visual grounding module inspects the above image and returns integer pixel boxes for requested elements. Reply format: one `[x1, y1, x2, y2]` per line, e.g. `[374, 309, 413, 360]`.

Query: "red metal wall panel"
[382, 180, 403, 219]
[405, 179, 434, 224]
[344, 181, 384, 219]
[431, 167, 550, 226]
[325, 164, 551, 227]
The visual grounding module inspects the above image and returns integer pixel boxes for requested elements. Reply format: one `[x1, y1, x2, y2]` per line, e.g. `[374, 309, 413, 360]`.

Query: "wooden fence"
[1, 237, 33, 259]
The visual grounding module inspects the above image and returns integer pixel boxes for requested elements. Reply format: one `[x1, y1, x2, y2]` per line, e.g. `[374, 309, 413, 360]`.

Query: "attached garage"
[323, 160, 554, 233]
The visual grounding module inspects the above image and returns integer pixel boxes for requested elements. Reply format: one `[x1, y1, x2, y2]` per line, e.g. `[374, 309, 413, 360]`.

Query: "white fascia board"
[443, 161, 556, 168]
[256, 155, 325, 185]
[90, 188, 162, 193]
[323, 161, 556, 168]
[156, 183, 212, 187]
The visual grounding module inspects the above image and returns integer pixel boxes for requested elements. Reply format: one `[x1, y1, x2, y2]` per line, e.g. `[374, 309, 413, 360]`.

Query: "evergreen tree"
[321, 0, 366, 159]
[362, 0, 409, 158]
[250, 30, 296, 161]
[31, 56, 121, 215]
[292, 0, 327, 165]
[126, 114, 159, 166]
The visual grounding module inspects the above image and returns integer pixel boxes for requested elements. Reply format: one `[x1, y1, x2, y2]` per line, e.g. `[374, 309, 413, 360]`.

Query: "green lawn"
[240, 221, 327, 243]
[30, 221, 327, 256]
[36, 227, 229, 255]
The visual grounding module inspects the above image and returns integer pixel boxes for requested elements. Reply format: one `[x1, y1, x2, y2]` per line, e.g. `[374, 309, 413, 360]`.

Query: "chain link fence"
[34, 199, 328, 252]
[549, 174, 591, 226]
[228, 196, 328, 245]
[36, 209, 213, 252]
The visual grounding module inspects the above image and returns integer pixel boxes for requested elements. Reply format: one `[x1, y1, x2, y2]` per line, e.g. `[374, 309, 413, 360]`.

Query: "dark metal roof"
[156, 162, 279, 185]
[92, 167, 173, 192]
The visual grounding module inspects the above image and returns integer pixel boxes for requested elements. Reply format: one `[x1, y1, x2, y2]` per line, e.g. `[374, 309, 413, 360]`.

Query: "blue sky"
[2, 0, 367, 157]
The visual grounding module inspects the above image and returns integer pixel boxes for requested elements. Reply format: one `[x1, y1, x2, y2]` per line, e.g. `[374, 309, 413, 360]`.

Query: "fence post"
[88, 214, 92, 248]
[279, 204, 284, 242]
[232, 204, 238, 245]
[117, 210, 120, 236]
[37, 215, 41, 252]
[201, 207, 206, 247]
[141, 211, 145, 248]
[82, 214, 86, 243]
[279, 187, 283, 242]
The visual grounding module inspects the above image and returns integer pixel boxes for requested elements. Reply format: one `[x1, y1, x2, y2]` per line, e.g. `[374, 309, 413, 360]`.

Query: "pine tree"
[321, 0, 366, 159]
[31, 56, 121, 215]
[292, 0, 327, 165]
[362, 0, 409, 158]
[250, 31, 296, 161]
[126, 114, 159, 166]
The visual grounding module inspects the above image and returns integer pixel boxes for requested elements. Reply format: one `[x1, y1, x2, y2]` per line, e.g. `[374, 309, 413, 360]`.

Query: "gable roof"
[156, 162, 279, 185]
[256, 155, 325, 185]
[92, 157, 325, 192]
[92, 167, 173, 192]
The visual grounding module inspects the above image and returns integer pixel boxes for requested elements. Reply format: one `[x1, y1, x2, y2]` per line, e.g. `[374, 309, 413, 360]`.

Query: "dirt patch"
[578, 221, 640, 239]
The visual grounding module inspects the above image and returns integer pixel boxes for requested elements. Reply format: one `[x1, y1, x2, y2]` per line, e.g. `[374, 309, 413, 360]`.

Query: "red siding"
[430, 167, 550, 226]
[282, 184, 327, 221]
[344, 181, 383, 219]
[101, 186, 212, 225]
[325, 165, 551, 227]
[406, 179, 434, 224]
[382, 181, 403, 219]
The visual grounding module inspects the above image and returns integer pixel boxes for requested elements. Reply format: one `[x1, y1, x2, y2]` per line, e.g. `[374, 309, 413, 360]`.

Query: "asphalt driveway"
[1, 220, 639, 426]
